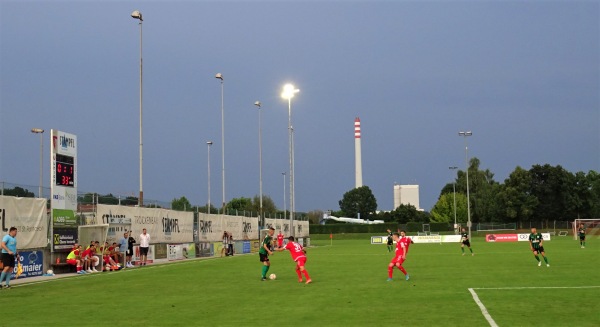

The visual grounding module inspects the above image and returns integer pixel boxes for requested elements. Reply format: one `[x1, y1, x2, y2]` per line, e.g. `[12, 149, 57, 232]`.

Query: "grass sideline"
[4, 235, 599, 326]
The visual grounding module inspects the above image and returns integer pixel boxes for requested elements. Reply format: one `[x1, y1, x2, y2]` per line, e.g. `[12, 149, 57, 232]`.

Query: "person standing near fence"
[529, 227, 549, 267]
[228, 233, 234, 256]
[460, 228, 474, 256]
[386, 229, 393, 253]
[119, 232, 128, 267]
[139, 228, 150, 266]
[0, 227, 18, 289]
[126, 232, 136, 267]
[578, 224, 586, 248]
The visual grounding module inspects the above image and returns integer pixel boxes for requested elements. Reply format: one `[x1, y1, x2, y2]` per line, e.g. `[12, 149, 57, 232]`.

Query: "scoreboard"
[51, 130, 77, 210]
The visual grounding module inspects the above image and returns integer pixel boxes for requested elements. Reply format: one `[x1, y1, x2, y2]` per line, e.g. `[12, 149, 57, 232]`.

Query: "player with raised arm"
[529, 227, 549, 267]
[259, 227, 275, 281]
[277, 236, 312, 284]
[460, 228, 474, 256]
[578, 224, 586, 248]
[387, 230, 413, 281]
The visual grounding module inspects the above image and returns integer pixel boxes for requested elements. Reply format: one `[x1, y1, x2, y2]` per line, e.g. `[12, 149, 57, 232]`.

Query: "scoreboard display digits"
[55, 154, 74, 187]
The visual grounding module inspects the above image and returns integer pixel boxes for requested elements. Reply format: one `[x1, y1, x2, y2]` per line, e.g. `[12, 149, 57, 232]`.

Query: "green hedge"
[309, 222, 451, 234]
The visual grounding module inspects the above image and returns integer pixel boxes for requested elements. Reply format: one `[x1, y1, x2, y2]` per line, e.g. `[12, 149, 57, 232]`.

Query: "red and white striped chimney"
[355, 117, 363, 188]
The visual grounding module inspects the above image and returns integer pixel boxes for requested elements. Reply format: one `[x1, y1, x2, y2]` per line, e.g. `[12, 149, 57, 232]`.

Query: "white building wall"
[393, 184, 420, 210]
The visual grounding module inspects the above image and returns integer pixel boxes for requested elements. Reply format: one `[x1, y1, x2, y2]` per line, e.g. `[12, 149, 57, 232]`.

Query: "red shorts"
[295, 257, 307, 267]
[391, 256, 405, 266]
[66, 259, 78, 265]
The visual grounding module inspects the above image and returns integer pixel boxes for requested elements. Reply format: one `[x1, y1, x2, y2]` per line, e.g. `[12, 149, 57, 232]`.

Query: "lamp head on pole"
[281, 83, 299, 99]
[131, 10, 143, 21]
[215, 73, 223, 80]
[254, 101, 261, 108]
[449, 166, 458, 170]
[207, 141, 213, 146]
[458, 131, 472, 137]
[31, 128, 44, 134]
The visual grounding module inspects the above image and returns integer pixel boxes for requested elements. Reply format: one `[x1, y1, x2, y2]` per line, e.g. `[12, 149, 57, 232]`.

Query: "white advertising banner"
[296, 220, 309, 238]
[167, 244, 183, 261]
[197, 213, 222, 242]
[222, 215, 258, 241]
[97, 204, 193, 243]
[197, 213, 259, 242]
[0, 196, 47, 249]
[263, 218, 309, 238]
[264, 218, 286, 234]
[518, 233, 551, 241]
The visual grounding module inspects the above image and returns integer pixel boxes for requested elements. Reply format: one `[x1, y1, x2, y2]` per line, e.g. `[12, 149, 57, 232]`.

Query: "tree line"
[333, 157, 600, 225]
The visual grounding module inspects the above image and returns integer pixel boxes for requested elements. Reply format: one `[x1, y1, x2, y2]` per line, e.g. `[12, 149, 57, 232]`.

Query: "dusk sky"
[1, 1, 598, 213]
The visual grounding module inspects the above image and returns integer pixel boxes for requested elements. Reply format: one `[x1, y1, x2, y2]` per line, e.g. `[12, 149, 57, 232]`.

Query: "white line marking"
[472, 286, 600, 290]
[468, 288, 499, 327]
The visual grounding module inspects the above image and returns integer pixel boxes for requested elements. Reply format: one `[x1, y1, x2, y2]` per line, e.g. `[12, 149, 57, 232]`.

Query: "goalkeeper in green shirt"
[529, 227, 549, 267]
[259, 227, 275, 281]
[578, 224, 586, 248]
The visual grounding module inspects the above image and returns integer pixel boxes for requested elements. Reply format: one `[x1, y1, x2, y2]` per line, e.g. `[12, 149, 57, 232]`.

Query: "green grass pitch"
[4, 234, 599, 326]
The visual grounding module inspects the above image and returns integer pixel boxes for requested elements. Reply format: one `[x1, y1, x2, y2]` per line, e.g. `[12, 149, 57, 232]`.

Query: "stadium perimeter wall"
[0, 198, 309, 277]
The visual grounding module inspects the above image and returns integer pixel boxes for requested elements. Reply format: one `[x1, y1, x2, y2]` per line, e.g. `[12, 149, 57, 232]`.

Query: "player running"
[386, 229, 393, 252]
[387, 230, 413, 282]
[460, 228, 474, 256]
[277, 230, 285, 249]
[578, 224, 586, 248]
[529, 227, 549, 267]
[277, 236, 312, 284]
[259, 227, 275, 281]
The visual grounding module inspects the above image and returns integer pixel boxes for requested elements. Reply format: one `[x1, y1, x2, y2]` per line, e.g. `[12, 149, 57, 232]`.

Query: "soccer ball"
[269, 273, 277, 280]
[46, 269, 53, 275]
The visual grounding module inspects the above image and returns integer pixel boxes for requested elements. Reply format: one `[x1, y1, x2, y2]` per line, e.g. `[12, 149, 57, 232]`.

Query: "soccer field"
[5, 235, 599, 327]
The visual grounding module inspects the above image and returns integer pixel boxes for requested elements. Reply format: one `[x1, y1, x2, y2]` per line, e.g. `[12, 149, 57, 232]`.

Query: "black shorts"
[462, 240, 471, 247]
[126, 248, 134, 256]
[387, 240, 393, 245]
[1, 253, 15, 268]
[259, 253, 269, 262]
[532, 246, 545, 253]
[140, 247, 149, 256]
[580, 236, 586, 241]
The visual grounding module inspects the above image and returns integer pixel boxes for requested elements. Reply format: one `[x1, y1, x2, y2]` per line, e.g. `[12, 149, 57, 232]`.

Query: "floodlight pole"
[458, 131, 473, 240]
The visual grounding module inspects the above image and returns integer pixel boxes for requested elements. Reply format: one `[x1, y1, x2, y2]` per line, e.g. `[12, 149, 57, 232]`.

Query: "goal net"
[572, 219, 600, 240]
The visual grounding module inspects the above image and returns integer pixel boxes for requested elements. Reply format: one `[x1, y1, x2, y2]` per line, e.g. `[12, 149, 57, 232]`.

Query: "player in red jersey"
[276, 231, 284, 248]
[276, 236, 312, 284]
[80, 244, 99, 273]
[387, 230, 413, 282]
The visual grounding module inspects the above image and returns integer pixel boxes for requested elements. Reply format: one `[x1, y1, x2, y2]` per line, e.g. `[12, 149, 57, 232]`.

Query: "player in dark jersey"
[460, 228, 474, 256]
[259, 227, 275, 281]
[386, 229, 393, 252]
[578, 224, 586, 248]
[529, 227, 549, 267]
